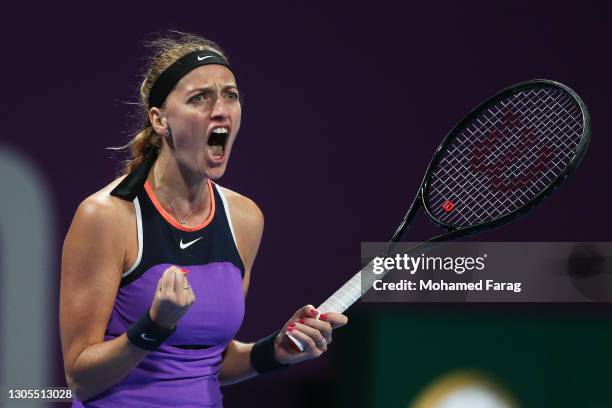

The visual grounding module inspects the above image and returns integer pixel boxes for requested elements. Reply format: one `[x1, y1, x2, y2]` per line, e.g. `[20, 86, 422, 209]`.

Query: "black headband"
[148, 50, 233, 108]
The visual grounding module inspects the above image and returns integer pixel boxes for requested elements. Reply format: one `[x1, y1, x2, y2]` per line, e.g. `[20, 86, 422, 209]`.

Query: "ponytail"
[122, 126, 160, 174]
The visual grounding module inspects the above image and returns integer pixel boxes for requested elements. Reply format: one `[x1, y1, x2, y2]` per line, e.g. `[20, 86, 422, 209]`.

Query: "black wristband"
[126, 310, 176, 351]
[250, 330, 288, 374]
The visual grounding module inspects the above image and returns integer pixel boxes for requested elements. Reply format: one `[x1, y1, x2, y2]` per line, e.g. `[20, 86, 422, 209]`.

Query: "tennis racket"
[286, 79, 591, 351]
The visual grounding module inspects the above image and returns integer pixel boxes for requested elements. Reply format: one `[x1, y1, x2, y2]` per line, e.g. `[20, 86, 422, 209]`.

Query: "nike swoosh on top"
[197, 55, 213, 61]
[180, 237, 203, 250]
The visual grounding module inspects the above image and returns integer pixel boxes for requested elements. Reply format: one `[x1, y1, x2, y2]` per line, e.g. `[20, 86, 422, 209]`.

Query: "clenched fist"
[149, 266, 196, 330]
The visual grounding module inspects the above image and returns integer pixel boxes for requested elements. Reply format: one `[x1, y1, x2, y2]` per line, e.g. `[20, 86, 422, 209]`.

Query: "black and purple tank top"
[72, 180, 245, 408]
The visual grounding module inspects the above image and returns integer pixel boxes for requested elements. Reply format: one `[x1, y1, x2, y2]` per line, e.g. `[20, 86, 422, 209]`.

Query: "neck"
[147, 148, 211, 222]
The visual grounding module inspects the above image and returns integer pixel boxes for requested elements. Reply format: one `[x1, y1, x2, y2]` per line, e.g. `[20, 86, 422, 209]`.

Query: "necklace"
[155, 180, 206, 225]
[169, 200, 196, 225]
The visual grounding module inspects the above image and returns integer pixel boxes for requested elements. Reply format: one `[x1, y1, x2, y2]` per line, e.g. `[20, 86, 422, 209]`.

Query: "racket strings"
[427, 87, 584, 227]
[436, 117, 572, 223]
[432, 89, 581, 225]
[433, 115, 579, 224]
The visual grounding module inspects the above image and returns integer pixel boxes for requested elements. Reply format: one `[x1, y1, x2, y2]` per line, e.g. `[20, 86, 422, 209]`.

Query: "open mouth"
[207, 127, 229, 160]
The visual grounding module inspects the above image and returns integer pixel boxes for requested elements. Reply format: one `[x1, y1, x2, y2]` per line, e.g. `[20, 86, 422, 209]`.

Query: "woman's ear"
[149, 107, 167, 135]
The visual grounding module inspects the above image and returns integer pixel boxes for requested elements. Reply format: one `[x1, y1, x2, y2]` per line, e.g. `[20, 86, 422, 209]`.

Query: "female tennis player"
[59, 31, 348, 407]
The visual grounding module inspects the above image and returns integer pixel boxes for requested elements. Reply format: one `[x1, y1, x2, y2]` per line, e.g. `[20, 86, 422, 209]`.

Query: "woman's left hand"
[273, 305, 348, 365]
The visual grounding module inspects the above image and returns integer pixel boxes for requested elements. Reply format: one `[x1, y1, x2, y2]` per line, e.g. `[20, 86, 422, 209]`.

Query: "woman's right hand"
[149, 266, 196, 329]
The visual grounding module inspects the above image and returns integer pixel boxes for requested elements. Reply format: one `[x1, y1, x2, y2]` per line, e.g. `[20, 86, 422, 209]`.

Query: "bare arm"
[217, 189, 349, 386]
[218, 190, 263, 385]
[61, 194, 196, 401]
[60, 196, 150, 401]
[219, 340, 257, 386]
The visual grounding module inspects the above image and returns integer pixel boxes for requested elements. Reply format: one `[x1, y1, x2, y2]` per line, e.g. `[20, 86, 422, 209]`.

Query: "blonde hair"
[115, 30, 230, 174]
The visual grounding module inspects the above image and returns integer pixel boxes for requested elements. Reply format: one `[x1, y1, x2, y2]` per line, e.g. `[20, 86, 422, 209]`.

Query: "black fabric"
[110, 146, 158, 201]
[126, 310, 176, 351]
[172, 344, 213, 350]
[120, 180, 245, 288]
[250, 330, 288, 374]
[149, 50, 233, 108]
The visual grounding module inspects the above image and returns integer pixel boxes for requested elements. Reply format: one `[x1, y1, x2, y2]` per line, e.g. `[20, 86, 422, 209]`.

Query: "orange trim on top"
[144, 180, 216, 232]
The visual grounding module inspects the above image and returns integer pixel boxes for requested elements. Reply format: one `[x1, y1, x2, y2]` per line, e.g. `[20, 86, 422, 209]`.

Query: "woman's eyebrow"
[186, 86, 214, 96]
[186, 84, 238, 96]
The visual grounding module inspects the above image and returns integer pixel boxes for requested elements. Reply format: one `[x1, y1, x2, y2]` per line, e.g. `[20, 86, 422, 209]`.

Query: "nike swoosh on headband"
[197, 55, 214, 61]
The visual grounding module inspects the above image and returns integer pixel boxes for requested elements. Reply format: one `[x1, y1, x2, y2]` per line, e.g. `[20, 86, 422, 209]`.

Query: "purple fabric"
[72, 262, 244, 407]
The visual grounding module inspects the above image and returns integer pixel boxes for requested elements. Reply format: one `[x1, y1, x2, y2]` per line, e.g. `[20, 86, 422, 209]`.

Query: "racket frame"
[392, 79, 590, 244]
[287, 79, 591, 352]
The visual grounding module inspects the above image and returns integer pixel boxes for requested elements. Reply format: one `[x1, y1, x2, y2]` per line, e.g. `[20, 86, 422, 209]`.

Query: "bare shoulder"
[72, 176, 134, 230]
[216, 184, 264, 231]
[64, 176, 135, 264]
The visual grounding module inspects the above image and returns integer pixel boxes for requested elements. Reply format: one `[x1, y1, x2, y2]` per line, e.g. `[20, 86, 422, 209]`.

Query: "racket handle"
[284, 311, 322, 352]
[285, 331, 304, 352]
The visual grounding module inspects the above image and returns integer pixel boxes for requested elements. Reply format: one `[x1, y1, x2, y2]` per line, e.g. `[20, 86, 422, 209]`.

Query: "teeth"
[212, 128, 229, 134]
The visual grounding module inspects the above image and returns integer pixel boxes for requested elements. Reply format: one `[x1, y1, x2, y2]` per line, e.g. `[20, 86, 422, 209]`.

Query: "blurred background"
[2, 1, 611, 406]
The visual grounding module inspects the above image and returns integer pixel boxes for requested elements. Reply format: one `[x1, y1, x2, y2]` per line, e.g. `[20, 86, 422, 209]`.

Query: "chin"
[204, 163, 228, 180]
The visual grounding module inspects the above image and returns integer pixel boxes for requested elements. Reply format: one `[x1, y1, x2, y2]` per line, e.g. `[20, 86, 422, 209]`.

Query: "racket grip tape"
[286, 331, 304, 352]
[284, 311, 321, 352]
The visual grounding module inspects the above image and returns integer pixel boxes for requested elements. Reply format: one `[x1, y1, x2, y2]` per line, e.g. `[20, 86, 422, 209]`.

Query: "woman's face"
[160, 64, 241, 180]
